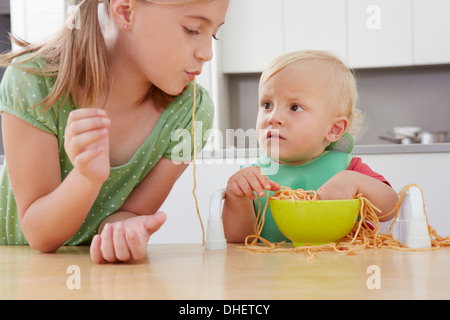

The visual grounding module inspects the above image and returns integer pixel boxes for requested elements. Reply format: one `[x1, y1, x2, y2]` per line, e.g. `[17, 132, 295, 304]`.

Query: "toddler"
[222, 50, 398, 243]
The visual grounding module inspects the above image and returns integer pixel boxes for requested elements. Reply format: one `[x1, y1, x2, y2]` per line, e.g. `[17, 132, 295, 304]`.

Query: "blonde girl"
[0, 0, 229, 263]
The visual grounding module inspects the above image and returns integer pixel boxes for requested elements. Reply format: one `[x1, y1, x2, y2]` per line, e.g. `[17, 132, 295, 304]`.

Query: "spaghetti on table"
[240, 185, 450, 261]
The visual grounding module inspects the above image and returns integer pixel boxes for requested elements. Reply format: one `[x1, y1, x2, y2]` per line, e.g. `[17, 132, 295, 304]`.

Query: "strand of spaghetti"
[240, 184, 450, 261]
[191, 77, 205, 246]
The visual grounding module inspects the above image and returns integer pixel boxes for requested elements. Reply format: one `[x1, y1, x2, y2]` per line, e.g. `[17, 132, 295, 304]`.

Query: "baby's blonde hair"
[0, 0, 209, 111]
[259, 50, 363, 139]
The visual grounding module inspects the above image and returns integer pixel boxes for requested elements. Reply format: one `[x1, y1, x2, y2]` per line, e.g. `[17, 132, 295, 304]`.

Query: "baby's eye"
[290, 104, 305, 112]
[261, 102, 272, 110]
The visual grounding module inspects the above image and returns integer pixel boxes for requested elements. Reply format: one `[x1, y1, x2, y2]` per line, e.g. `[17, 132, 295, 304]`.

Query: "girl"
[222, 50, 399, 243]
[0, 0, 229, 263]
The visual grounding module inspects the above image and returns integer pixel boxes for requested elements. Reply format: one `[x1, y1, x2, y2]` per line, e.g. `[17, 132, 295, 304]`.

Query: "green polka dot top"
[0, 54, 214, 246]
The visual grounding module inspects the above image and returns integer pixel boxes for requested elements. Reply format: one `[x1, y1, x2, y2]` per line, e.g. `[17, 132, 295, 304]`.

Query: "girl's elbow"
[21, 220, 63, 253]
[27, 236, 62, 253]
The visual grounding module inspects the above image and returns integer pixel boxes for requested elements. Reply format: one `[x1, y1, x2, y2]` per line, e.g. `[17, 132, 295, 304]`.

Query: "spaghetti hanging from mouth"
[192, 77, 205, 246]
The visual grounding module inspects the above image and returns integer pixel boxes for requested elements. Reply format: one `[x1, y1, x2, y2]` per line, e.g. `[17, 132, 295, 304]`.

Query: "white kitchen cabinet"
[347, 0, 413, 68]
[221, 0, 283, 73]
[413, 0, 450, 65]
[283, 0, 348, 64]
[221, 0, 450, 73]
[10, 0, 66, 48]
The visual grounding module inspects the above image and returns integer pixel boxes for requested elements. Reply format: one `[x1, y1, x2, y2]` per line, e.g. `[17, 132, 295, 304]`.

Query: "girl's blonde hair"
[0, 0, 207, 111]
[259, 50, 363, 139]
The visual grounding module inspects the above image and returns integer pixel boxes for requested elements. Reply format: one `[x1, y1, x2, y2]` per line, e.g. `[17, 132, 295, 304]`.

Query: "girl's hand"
[226, 166, 280, 200]
[64, 108, 111, 184]
[316, 171, 359, 200]
[90, 211, 167, 263]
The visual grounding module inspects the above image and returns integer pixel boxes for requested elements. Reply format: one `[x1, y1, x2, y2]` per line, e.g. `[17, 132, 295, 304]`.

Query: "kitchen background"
[219, 0, 450, 148]
[0, 0, 449, 244]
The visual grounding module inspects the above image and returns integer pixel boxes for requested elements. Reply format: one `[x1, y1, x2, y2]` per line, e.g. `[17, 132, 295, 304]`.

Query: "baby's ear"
[326, 116, 348, 143]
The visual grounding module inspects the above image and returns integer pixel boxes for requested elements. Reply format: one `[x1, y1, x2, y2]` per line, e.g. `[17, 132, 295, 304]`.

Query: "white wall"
[359, 152, 450, 237]
[10, 0, 66, 49]
[152, 160, 240, 245]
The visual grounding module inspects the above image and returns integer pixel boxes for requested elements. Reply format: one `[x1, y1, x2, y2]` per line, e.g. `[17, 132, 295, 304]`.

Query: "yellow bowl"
[269, 199, 361, 247]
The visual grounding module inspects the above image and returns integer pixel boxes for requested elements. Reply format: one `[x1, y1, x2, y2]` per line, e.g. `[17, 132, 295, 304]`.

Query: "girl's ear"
[109, 0, 137, 29]
[326, 116, 349, 143]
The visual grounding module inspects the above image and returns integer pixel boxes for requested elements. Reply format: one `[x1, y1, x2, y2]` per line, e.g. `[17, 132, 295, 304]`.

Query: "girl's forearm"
[97, 210, 138, 233]
[20, 169, 104, 253]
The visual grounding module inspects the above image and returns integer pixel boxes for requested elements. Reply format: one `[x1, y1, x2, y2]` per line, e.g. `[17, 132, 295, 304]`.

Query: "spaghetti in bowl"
[269, 198, 360, 247]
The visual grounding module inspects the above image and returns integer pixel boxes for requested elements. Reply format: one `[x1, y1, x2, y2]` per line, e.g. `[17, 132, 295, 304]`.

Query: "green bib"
[254, 151, 353, 242]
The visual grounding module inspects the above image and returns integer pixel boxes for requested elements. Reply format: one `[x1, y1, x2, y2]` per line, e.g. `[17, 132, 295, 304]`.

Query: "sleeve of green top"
[0, 57, 58, 135]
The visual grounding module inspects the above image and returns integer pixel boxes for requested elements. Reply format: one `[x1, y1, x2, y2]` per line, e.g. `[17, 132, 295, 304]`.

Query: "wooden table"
[1, 244, 449, 300]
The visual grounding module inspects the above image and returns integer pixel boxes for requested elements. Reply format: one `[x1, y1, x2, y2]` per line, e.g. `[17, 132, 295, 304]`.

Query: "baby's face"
[256, 61, 343, 165]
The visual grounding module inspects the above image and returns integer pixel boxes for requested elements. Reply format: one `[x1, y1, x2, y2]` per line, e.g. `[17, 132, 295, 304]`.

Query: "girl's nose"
[195, 38, 214, 63]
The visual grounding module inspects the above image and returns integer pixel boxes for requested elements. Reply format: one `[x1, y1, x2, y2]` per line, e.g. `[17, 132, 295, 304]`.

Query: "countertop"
[0, 143, 449, 165]
[1, 244, 449, 300]
[195, 143, 450, 160]
[353, 142, 450, 155]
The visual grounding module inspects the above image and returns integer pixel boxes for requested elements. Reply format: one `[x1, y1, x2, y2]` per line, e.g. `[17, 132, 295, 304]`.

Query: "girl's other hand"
[64, 108, 111, 184]
[226, 166, 280, 200]
[90, 211, 167, 263]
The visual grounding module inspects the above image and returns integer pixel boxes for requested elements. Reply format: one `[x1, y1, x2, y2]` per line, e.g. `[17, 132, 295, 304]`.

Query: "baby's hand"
[226, 166, 280, 200]
[316, 171, 359, 200]
[90, 212, 167, 263]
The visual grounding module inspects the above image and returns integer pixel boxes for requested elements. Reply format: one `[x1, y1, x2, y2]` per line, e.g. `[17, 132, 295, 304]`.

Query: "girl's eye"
[290, 104, 305, 112]
[184, 27, 200, 36]
[184, 27, 219, 40]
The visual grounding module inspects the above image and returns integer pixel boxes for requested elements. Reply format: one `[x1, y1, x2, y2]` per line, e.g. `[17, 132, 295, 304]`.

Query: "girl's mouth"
[186, 71, 201, 81]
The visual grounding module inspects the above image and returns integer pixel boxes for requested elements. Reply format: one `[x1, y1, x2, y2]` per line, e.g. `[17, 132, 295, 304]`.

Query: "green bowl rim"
[269, 198, 361, 204]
